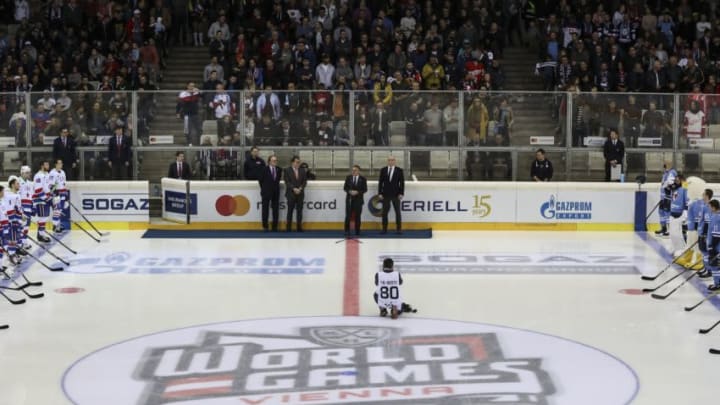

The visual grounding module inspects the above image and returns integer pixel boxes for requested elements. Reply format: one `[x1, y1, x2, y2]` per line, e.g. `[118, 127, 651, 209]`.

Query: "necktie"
[178, 163, 182, 177]
[389, 167, 393, 180]
[63, 138, 66, 147]
[116, 137, 121, 156]
[353, 176, 357, 186]
[294, 168, 298, 180]
[271, 166, 275, 179]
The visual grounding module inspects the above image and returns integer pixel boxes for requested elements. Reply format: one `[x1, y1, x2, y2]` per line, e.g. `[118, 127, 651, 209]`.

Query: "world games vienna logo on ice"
[62, 317, 639, 405]
[540, 195, 592, 220]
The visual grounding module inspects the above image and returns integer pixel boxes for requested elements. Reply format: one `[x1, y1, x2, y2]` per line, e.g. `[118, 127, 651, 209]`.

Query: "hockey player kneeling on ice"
[374, 258, 417, 319]
[705, 200, 720, 291]
[668, 173, 688, 259]
[680, 176, 707, 270]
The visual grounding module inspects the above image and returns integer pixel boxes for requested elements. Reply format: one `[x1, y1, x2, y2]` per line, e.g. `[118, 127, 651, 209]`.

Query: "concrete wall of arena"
[160, 178, 720, 231]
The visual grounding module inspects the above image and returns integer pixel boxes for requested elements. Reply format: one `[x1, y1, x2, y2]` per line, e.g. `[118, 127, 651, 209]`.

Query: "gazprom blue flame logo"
[540, 195, 592, 220]
[540, 195, 556, 219]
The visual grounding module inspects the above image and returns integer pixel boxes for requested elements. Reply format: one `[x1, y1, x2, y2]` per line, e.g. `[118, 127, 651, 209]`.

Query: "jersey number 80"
[380, 286, 399, 299]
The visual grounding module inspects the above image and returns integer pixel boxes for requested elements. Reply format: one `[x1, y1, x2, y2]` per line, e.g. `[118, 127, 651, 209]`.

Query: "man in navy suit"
[168, 151, 191, 179]
[284, 155, 307, 232]
[108, 126, 132, 180]
[344, 164, 367, 236]
[378, 156, 405, 234]
[259, 155, 282, 231]
[52, 128, 78, 180]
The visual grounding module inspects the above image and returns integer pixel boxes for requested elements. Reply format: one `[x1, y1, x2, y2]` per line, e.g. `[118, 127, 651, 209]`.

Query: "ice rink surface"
[0, 230, 718, 405]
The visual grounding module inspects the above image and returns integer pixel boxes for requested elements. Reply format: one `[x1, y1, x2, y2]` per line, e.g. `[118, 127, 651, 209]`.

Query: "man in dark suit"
[168, 151, 191, 179]
[108, 126, 132, 180]
[52, 128, 78, 180]
[344, 164, 367, 236]
[284, 155, 307, 232]
[371, 101, 390, 146]
[243, 146, 265, 180]
[378, 156, 405, 234]
[259, 155, 282, 231]
[603, 129, 625, 182]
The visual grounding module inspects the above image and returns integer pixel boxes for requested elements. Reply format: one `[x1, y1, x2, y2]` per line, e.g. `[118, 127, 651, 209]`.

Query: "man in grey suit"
[284, 155, 308, 232]
[378, 156, 405, 234]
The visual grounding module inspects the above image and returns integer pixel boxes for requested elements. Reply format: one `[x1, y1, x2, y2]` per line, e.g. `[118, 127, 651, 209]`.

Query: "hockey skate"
[54, 225, 64, 234]
[379, 308, 387, 317]
[37, 233, 51, 243]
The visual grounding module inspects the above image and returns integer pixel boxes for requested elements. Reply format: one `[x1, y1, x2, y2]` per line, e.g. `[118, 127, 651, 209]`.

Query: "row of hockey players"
[657, 164, 720, 291]
[0, 159, 68, 273]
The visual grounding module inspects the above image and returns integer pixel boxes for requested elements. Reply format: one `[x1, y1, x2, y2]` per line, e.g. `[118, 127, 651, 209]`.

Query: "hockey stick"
[46, 232, 77, 254]
[69, 202, 108, 237]
[1, 269, 31, 290]
[23, 249, 64, 272]
[2, 267, 42, 287]
[73, 221, 101, 243]
[710, 348, 720, 355]
[642, 268, 691, 293]
[27, 236, 70, 266]
[641, 241, 699, 281]
[0, 290, 25, 305]
[651, 271, 699, 300]
[0, 324, 8, 330]
[645, 200, 661, 226]
[699, 319, 720, 334]
[685, 292, 720, 312]
[0, 285, 43, 299]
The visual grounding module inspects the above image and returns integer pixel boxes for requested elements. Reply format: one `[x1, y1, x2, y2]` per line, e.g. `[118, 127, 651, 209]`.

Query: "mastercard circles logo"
[215, 195, 251, 216]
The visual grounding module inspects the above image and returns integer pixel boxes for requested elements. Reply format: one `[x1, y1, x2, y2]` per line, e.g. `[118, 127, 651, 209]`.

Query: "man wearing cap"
[127, 9, 145, 45]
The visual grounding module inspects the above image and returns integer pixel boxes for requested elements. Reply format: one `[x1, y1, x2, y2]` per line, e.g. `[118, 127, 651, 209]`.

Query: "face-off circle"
[63, 317, 638, 405]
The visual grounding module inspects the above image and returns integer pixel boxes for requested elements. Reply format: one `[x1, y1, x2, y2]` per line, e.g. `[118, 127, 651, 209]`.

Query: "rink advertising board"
[161, 180, 642, 227]
[68, 181, 149, 223]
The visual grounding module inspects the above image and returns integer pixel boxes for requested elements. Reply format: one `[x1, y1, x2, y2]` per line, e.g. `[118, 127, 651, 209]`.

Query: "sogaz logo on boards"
[380, 253, 650, 274]
[62, 317, 638, 405]
[63, 252, 325, 274]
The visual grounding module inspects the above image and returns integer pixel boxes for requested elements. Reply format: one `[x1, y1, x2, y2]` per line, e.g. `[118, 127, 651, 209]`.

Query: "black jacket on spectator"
[530, 159, 553, 181]
[53, 135, 78, 179]
[244, 154, 266, 180]
[603, 138, 625, 163]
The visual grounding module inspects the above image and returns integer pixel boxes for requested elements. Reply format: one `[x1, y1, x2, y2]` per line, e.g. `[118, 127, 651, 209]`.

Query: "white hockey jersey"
[33, 170, 50, 202]
[3, 190, 21, 222]
[19, 177, 33, 205]
[375, 269, 403, 309]
[48, 168, 67, 192]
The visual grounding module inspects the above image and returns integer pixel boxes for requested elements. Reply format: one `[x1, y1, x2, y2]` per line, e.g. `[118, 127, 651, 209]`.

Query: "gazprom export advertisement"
[68, 181, 149, 223]
[163, 180, 639, 224]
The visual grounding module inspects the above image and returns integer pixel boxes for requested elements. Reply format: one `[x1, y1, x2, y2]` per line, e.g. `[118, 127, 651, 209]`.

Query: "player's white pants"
[669, 213, 687, 256]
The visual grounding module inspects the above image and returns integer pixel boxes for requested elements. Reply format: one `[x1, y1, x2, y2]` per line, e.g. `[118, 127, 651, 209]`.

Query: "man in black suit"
[371, 101, 390, 146]
[284, 155, 307, 232]
[52, 128, 78, 180]
[108, 126, 132, 180]
[344, 164, 367, 236]
[259, 155, 282, 231]
[243, 146, 266, 180]
[168, 151, 191, 179]
[603, 129, 625, 182]
[378, 156, 405, 234]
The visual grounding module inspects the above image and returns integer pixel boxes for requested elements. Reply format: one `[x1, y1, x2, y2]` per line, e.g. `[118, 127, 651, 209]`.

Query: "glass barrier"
[4, 90, 720, 183]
